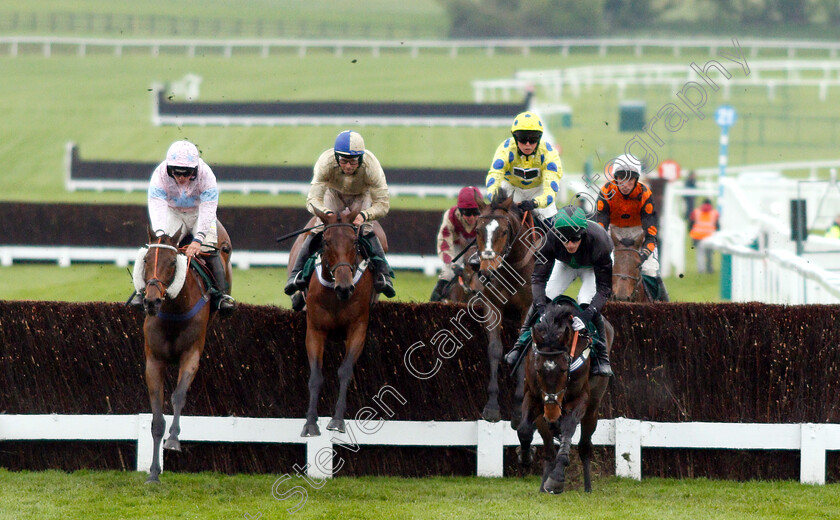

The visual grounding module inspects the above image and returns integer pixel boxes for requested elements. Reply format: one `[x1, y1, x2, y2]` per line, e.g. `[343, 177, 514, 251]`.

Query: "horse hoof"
[301, 423, 321, 437]
[163, 439, 181, 452]
[482, 405, 501, 423]
[145, 475, 161, 484]
[544, 476, 565, 494]
[515, 446, 534, 466]
[326, 419, 345, 433]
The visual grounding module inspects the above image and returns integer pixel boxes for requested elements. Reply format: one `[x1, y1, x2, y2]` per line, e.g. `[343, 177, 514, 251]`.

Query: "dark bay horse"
[516, 302, 613, 494]
[610, 226, 651, 302]
[293, 208, 380, 437]
[138, 225, 232, 483]
[471, 191, 541, 422]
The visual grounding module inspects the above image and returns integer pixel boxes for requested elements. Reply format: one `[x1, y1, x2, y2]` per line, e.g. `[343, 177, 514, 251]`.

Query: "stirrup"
[375, 274, 396, 298]
[284, 271, 305, 295]
[504, 346, 523, 366]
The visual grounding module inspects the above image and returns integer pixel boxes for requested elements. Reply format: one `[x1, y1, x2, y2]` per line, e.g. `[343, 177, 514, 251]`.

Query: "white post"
[476, 420, 505, 477]
[135, 413, 160, 473]
[800, 423, 826, 485]
[305, 419, 334, 479]
[615, 417, 642, 480]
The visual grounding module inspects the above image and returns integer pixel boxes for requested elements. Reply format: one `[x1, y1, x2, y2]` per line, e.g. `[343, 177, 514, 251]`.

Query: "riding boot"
[208, 253, 236, 315]
[284, 234, 315, 295]
[504, 302, 541, 366]
[657, 276, 670, 302]
[429, 278, 449, 302]
[365, 233, 396, 298]
[589, 312, 613, 377]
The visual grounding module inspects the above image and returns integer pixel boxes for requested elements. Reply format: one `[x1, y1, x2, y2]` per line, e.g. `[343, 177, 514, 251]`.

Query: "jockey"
[429, 186, 481, 302]
[504, 205, 614, 377]
[284, 130, 395, 298]
[594, 153, 669, 301]
[485, 111, 563, 227]
[129, 140, 236, 313]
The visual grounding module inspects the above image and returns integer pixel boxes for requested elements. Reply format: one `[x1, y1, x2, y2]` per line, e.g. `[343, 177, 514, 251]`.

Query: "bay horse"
[439, 244, 478, 304]
[137, 225, 232, 483]
[516, 301, 613, 494]
[609, 226, 651, 302]
[293, 208, 381, 437]
[471, 191, 541, 423]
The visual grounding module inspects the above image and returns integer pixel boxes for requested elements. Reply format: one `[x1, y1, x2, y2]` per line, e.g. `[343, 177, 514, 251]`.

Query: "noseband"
[321, 222, 361, 280]
[532, 345, 571, 406]
[145, 243, 179, 296]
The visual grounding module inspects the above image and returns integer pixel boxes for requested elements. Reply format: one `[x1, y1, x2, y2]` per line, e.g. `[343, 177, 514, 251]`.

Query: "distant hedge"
[1, 301, 839, 480]
[0, 202, 442, 255]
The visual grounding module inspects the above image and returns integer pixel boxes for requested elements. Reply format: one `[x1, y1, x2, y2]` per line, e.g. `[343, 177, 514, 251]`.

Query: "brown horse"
[610, 226, 650, 302]
[516, 301, 613, 494]
[439, 244, 478, 304]
[471, 191, 541, 423]
[139, 224, 232, 483]
[293, 208, 380, 437]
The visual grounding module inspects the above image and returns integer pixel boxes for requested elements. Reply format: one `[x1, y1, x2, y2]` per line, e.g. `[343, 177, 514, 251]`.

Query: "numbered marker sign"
[658, 159, 681, 181]
[715, 105, 737, 128]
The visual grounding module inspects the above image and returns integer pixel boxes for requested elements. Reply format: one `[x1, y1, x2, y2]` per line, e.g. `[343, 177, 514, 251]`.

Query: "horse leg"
[144, 356, 166, 484]
[482, 326, 502, 422]
[510, 362, 526, 430]
[515, 397, 539, 467]
[327, 321, 367, 433]
[544, 413, 580, 494]
[581, 375, 609, 493]
[163, 346, 202, 452]
[302, 329, 327, 437]
[534, 416, 557, 493]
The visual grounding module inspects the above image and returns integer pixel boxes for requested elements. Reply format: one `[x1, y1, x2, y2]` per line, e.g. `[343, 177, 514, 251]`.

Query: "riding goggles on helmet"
[167, 165, 198, 178]
[513, 131, 542, 145]
[513, 167, 541, 180]
[460, 208, 480, 217]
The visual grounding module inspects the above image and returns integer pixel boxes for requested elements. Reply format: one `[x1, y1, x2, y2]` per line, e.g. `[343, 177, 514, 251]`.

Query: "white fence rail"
[6, 36, 840, 60]
[476, 60, 840, 103]
[1, 415, 837, 484]
[0, 246, 441, 275]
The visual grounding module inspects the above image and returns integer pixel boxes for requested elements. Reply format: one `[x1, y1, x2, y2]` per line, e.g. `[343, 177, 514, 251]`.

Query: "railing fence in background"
[6, 37, 840, 60]
[1, 415, 836, 484]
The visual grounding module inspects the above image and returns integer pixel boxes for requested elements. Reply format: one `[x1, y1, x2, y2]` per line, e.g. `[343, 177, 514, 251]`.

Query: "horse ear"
[345, 210, 359, 225]
[146, 226, 154, 243]
[500, 194, 514, 211]
[170, 229, 182, 246]
[311, 205, 331, 224]
[475, 191, 486, 211]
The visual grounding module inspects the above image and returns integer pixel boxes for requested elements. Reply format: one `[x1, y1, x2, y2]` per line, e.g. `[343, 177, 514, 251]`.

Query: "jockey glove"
[640, 248, 652, 262]
[518, 199, 537, 212]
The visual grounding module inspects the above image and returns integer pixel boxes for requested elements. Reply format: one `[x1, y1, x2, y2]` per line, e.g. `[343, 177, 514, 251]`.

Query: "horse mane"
[532, 303, 577, 351]
[487, 189, 523, 220]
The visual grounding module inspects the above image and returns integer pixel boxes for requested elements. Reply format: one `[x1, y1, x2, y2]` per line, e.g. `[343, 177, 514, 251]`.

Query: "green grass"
[0, 470, 837, 520]
[1, 50, 839, 208]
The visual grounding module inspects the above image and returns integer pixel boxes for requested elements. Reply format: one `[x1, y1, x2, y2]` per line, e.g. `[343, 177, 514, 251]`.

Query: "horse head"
[475, 190, 523, 278]
[610, 227, 645, 302]
[529, 304, 578, 424]
[141, 230, 184, 316]
[313, 207, 360, 301]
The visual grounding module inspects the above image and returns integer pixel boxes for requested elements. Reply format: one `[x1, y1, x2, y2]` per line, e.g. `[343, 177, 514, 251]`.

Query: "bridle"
[144, 241, 179, 297]
[532, 344, 570, 406]
[478, 213, 517, 260]
[321, 222, 361, 282]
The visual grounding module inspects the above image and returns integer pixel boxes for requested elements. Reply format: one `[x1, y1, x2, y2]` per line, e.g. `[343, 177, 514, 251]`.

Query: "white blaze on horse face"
[481, 219, 499, 259]
[543, 359, 557, 371]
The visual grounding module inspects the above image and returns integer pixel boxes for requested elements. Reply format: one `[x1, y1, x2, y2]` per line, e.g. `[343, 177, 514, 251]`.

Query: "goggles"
[167, 165, 197, 178]
[460, 208, 480, 217]
[556, 227, 584, 242]
[337, 154, 360, 165]
[514, 132, 542, 145]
